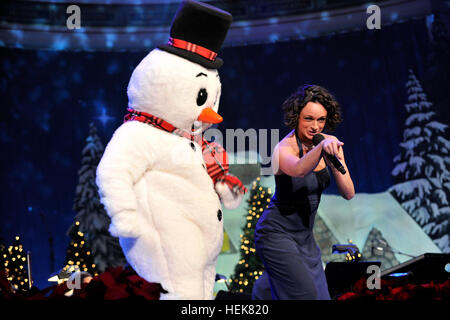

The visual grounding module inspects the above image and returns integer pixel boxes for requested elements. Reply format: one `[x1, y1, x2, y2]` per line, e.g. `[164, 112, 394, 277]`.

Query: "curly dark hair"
[282, 84, 342, 132]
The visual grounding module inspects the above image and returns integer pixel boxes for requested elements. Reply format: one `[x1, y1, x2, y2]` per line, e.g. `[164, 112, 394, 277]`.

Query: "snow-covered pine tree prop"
[230, 177, 271, 294]
[390, 69, 450, 253]
[69, 122, 126, 273]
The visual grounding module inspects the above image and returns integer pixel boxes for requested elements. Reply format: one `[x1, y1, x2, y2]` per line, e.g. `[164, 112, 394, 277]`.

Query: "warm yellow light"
[48, 275, 59, 282]
[15, 236, 19, 240]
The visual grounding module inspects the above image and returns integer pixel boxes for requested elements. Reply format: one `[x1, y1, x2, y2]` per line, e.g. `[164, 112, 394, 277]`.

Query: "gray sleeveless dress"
[253, 131, 331, 300]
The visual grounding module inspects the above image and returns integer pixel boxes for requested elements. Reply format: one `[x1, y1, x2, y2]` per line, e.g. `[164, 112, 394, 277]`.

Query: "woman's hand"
[320, 134, 344, 160]
[320, 134, 355, 200]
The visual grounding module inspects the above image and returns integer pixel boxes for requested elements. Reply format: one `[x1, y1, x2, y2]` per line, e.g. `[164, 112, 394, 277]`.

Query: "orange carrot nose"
[197, 107, 223, 124]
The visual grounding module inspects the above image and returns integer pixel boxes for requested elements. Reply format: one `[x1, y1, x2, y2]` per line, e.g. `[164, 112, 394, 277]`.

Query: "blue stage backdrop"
[0, 17, 447, 289]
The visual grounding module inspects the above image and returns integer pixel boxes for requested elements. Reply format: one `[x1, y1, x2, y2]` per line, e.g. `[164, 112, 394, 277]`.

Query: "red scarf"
[124, 108, 247, 195]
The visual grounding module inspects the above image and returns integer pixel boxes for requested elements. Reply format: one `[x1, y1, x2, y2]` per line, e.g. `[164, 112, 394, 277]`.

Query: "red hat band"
[168, 37, 218, 61]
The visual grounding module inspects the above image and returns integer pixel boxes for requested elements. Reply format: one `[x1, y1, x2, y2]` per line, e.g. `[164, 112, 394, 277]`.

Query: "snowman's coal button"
[190, 142, 196, 151]
[202, 163, 206, 169]
[217, 209, 222, 221]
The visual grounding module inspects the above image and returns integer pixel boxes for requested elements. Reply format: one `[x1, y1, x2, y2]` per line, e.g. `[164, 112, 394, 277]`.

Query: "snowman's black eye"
[197, 88, 208, 106]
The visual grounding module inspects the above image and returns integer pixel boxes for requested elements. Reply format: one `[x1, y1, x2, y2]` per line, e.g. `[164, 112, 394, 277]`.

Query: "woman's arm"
[273, 133, 333, 178]
[322, 134, 355, 200]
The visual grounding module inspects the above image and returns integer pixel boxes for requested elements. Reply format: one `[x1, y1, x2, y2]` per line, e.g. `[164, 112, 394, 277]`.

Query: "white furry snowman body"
[96, 49, 233, 300]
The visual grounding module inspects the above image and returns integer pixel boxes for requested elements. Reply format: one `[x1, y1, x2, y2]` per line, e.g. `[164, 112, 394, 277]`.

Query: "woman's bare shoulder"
[276, 130, 298, 154]
[272, 130, 298, 175]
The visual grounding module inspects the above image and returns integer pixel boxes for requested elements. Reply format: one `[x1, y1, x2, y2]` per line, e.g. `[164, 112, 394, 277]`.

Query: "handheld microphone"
[312, 134, 346, 175]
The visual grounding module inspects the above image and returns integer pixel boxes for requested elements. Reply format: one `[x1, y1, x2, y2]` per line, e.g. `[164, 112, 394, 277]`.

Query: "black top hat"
[158, 0, 232, 69]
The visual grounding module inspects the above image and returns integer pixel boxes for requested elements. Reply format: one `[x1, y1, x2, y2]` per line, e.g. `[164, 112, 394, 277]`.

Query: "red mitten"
[216, 174, 248, 195]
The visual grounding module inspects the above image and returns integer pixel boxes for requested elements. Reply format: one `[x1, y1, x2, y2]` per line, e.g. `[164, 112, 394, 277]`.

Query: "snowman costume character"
[96, 0, 246, 300]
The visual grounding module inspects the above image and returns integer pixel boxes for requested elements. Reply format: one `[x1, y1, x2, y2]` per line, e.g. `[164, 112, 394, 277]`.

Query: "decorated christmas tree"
[65, 220, 98, 275]
[4, 236, 29, 291]
[67, 122, 126, 274]
[230, 177, 271, 294]
[390, 70, 450, 253]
